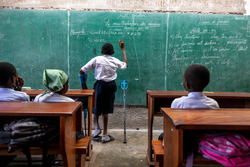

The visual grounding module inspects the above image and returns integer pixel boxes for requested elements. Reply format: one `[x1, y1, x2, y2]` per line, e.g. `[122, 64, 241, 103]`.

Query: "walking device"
[78, 74, 88, 136]
[121, 80, 128, 143]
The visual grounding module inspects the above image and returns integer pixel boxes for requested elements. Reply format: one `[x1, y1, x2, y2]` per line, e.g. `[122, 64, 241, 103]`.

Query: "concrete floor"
[5, 129, 162, 167]
[89, 129, 160, 167]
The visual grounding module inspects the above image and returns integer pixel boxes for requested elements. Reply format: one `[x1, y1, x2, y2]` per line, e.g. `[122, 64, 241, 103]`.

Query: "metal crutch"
[121, 80, 128, 143]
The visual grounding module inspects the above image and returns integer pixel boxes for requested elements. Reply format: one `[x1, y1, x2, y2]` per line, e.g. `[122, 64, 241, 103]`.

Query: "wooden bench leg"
[152, 140, 164, 167]
[155, 160, 160, 167]
[78, 153, 86, 167]
[75, 136, 90, 167]
[86, 144, 92, 161]
[154, 153, 164, 167]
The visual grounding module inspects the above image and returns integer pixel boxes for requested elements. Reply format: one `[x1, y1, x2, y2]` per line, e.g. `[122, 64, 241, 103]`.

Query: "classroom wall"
[246, 0, 250, 15]
[0, 0, 249, 130]
[0, 0, 247, 14]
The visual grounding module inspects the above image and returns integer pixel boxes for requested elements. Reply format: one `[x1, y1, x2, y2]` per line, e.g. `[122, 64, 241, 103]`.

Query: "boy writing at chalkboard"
[0, 62, 30, 102]
[159, 64, 219, 144]
[79, 40, 127, 143]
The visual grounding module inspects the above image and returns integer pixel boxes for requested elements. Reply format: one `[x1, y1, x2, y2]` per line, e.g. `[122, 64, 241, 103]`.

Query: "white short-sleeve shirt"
[81, 55, 127, 82]
[171, 92, 219, 108]
[0, 88, 30, 102]
[34, 92, 75, 103]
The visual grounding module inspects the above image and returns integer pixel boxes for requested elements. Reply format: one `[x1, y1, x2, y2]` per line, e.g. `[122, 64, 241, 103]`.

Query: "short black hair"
[183, 64, 210, 91]
[0, 62, 17, 86]
[102, 43, 114, 55]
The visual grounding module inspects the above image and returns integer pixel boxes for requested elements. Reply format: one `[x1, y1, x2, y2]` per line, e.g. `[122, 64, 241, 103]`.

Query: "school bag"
[199, 133, 250, 167]
[0, 117, 59, 167]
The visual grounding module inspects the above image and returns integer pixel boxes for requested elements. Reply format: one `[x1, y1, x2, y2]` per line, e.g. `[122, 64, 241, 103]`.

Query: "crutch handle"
[121, 80, 128, 90]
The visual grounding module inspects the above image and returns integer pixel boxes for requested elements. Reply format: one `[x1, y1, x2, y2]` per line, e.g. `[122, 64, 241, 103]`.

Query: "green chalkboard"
[166, 14, 250, 92]
[0, 9, 249, 105]
[68, 11, 167, 105]
[0, 9, 68, 88]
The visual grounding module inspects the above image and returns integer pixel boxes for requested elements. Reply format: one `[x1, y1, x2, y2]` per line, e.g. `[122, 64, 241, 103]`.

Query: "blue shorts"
[93, 80, 117, 115]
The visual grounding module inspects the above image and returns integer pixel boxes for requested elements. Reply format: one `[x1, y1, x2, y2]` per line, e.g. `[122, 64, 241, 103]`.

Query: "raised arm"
[119, 40, 128, 66]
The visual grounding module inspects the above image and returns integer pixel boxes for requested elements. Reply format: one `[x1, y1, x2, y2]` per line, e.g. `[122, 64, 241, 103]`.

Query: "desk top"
[23, 89, 95, 98]
[147, 90, 250, 99]
[0, 102, 82, 116]
[161, 108, 250, 130]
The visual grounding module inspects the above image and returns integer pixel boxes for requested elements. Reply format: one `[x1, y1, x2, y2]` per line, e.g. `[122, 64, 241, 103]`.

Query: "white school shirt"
[34, 92, 75, 103]
[171, 92, 219, 109]
[81, 55, 127, 82]
[0, 88, 30, 102]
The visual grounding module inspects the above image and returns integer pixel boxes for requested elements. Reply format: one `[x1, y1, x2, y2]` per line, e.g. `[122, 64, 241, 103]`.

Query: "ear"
[182, 81, 190, 91]
[186, 82, 191, 89]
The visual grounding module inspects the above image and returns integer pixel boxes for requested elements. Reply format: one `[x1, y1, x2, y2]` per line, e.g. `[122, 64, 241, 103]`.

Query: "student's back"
[34, 92, 74, 102]
[159, 64, 219, 142]
[0, 88, 29, 102]
[34, 69, 74, 103]
[0, 62, 30, 102]
[171, 92, 218, 108]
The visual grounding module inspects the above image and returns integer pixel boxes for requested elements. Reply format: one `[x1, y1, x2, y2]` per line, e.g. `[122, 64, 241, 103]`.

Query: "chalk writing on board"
[169, 24, 249, 60]
[70, 15, 163, 44]
[199, 20, 229, 26]
[234, 15, 248, 20]
[247, 21, 250, 37]
[70, 29, 86, 37]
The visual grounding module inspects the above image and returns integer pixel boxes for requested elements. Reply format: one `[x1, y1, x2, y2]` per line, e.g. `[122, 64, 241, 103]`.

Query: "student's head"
[43, 69, 69, 95]
[101, 43, 114, 55]
[0, 62, 17, 88]
[183, 64, 210, 92]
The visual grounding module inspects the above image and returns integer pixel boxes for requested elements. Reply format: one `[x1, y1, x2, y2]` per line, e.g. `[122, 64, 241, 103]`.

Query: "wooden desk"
[0, 102, 83, 167]
[23, 89, 95, 161]
[23, 89, 94, 133]
[23, 89, 94, 99]
[161, 108, 250, 167]
[146, 90, 250, 166]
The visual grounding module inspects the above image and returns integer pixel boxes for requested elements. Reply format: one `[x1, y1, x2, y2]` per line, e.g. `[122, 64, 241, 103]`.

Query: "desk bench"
[152, 140, 164, 167]
[151, 140, 220, 167]
[161, 108, 250, 167]
[23, 89, 95, 164]
[146, 90, 250, 166]
[0, 102, 86, 167]
[76, 136, 91, 167]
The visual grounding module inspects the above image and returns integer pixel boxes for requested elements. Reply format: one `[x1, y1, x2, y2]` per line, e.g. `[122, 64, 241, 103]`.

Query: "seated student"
[0, 62, 30, 102]
[0, 62, 30, 166]
[159, 64, 219, 143]
[171, 64, 219, 108]
[33, 69, 74, 166]
[34, 69, 74, 102]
